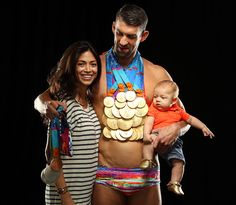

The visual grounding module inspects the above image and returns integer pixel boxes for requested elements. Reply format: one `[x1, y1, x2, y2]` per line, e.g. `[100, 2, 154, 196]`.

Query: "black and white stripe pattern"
[45, 99, 101, 205]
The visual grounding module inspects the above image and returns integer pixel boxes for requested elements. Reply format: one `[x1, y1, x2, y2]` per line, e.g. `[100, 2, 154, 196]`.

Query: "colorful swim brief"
[95, 166, 160, 196]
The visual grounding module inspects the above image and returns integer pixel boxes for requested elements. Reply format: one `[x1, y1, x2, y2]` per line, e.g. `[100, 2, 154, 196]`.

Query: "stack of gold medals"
[102, 83, 148, 141]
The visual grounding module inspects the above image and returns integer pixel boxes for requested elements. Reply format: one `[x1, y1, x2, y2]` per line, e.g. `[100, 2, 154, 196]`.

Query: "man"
[34, 4, 189, 205]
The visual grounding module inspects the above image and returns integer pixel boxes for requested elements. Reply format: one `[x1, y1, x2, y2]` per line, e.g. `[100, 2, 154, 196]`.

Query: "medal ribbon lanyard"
[47, 105, 73, 162]
[106, 49, 144, 96]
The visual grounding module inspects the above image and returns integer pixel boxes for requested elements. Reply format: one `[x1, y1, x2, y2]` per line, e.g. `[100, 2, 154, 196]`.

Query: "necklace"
[75, 96, 88, 108]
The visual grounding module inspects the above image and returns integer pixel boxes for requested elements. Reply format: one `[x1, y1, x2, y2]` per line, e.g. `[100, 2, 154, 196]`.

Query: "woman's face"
[75, 50, 98, 87]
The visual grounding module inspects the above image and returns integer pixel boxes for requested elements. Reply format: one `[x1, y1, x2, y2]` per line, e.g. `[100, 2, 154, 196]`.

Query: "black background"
[1, 0, 233, 204]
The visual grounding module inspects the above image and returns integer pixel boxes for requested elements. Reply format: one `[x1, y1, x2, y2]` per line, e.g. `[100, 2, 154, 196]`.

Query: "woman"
[39, 40, 101, 205]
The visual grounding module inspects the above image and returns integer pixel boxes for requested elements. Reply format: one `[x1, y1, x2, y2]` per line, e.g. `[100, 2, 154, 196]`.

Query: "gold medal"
[103, 96, 115, 107]
[136, 125, 144, 139]
[132, 115, 143, 127]
[103, 127, 112, 139]
[127, 97, 139, 109]
[125, 90, 136, 102]
[104, 107, 115, 118]
[111, 106, 121, 118]
[110, 129, 117, 139]
[119, 128, 133, 139]
[116, 92, 126, 103]
[103, 91, 146, 141]
[115, 100, 126, 109]
[115, 129, 126, 141]
[119, 105, 136, 119]
[129, 128, 139, 141]
[117, 118, 133, 130]
[107, 118, 118, 130]
[137, 97, 146, 108]
[135, 104, 148, 117]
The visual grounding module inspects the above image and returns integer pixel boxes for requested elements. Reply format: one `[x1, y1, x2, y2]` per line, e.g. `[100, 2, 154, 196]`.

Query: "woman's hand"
[60, 192, 76, 205]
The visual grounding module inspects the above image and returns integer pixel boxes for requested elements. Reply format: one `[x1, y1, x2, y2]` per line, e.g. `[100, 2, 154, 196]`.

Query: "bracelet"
[57, 186, 68, 195]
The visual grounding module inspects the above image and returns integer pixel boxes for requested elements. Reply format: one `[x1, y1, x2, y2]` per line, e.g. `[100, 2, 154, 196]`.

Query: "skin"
[91, 19, 186, 205]
[50, 50, 99, 205]
[144, 84, 178, 144]
[35, 19, 188, 205]
[143, 82, 214, 195]
[92, 19, 183, 167]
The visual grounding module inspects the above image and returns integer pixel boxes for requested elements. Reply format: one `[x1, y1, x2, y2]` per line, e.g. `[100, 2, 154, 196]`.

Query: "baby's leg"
[170, 159, 185, 183]
[140, 133, 158, 169]
[142, 143, 154, 160]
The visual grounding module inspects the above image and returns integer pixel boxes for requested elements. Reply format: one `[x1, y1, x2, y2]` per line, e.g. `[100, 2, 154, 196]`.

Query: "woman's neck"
[75, 88, 88, 108]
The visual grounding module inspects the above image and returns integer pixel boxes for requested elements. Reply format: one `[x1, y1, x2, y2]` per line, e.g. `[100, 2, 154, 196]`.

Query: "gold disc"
[115, 100, 126, 109]
[107, 118, 118, 130]
[119, 128, 133, 139]
[125, 90, 136, 102]
[111, 106, 121, 118]
[116, 92, 126, 103]
[135, 104, 148, 117]
[104, 107, 115, 118]
[115, 129, 126, 141]
[132, 115, 143, 127]
[117, 118, 133, 130]
[103, 96, 115, 107]
[119, 105, 136, 119]
[103, 127, 112, 139]
[137, 97, 146, 108]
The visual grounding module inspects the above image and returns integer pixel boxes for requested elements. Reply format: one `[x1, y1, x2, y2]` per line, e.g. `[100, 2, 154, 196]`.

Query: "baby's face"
[152, 86, 175, 110]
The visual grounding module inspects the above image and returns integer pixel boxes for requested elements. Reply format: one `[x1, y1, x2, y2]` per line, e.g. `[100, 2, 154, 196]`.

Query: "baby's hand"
[202, 127, 215, 139]
[150, 134, 157, 142]
[143, 134, 153, 144]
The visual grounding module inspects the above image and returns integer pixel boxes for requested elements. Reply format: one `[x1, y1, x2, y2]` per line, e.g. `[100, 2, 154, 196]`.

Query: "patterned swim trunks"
[95, 166, 160, 196]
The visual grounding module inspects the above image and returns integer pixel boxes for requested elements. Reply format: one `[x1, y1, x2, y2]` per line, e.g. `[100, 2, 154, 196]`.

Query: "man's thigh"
[92, 183, 127, 205]
[92, 183, 162, 205]
[128, 186, 162, 205]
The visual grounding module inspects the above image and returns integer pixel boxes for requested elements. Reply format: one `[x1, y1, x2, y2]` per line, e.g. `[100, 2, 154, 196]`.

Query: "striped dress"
[45, 99, 101, 205]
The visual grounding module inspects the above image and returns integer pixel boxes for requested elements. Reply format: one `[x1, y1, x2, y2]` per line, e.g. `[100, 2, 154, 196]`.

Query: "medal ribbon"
[106, 49, 144, 96]
[46, 105, 73, 162]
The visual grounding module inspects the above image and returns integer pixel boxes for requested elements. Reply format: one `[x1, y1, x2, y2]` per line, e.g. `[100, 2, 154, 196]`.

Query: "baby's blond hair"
[155, 80, 179, 98]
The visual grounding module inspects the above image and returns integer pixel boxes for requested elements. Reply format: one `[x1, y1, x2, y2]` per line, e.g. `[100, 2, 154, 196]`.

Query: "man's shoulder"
[142, 57, 165, 71]
[142, 57, 172, 81]
[142, 57, 169, 79]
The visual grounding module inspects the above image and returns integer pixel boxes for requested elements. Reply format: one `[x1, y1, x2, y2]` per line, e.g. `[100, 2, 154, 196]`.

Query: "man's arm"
[152, 121, 189, 154]
[34, 88, 52, 114]
[152, 96, 190, 153]
[34, 88, 66, 119]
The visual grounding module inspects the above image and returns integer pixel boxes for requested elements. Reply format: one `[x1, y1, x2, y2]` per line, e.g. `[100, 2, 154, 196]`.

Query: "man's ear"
[140, 30, 149, 42]
[112, 22, 116, 34]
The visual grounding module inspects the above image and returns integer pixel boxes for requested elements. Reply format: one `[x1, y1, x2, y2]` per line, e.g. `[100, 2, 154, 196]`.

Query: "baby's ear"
[172, 98, 178, 104]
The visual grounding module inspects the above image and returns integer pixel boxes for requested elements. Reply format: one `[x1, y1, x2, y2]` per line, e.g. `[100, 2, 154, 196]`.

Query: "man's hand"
[45, 101, 67, 120]
[152, 123, 181, 154]
[34, 96, 67, 120]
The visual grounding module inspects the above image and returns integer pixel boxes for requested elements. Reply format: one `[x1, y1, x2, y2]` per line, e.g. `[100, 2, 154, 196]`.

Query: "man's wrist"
[179, 124, 191, 136]
[34, 97, 47, 114]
